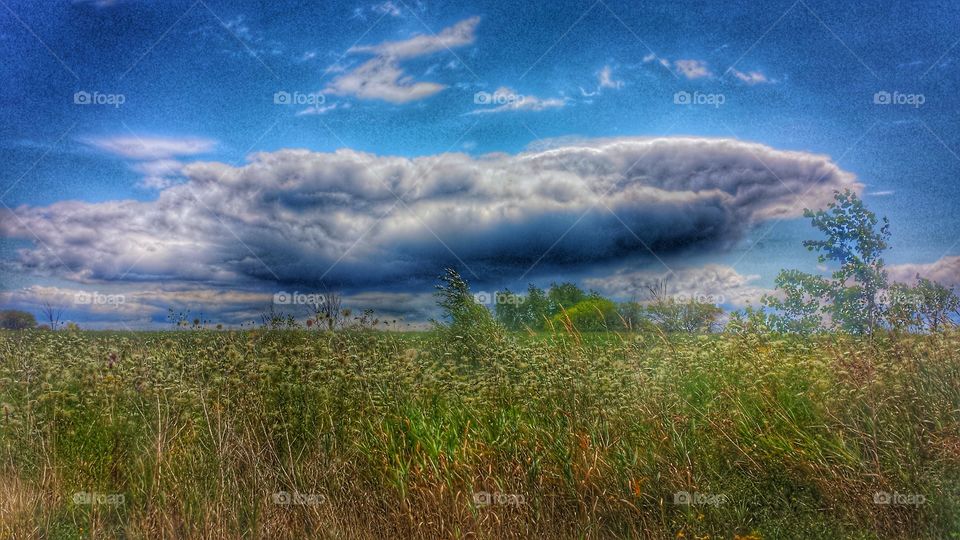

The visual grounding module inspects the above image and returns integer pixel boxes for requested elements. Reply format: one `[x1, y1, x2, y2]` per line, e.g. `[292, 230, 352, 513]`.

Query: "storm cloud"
[1, 137, 861, 289]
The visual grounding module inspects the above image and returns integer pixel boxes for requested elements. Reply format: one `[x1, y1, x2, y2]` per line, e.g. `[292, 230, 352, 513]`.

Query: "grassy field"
[1, 327, 958, 539]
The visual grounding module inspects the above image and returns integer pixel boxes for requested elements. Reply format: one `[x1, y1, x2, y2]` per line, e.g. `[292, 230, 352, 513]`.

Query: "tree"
[886, 276, 959, 332]
[434, 268, 502, 360]
[0, 310, 37, 330]
[547, 282, 588, 313]
[493, 289, 524, 330]
[434, 268, 498, 333]
[762, 270, 832, 334]
[40, 302, 64, 331]
[764, 190, 891, 334]
[641, 279, 722, 333]
[551, 297, 620, 332]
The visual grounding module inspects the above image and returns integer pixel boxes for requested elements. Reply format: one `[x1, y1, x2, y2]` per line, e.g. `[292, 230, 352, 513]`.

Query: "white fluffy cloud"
[674, 59, 713, 79]
[1, 137, 861, 290]
[585, 264, 769, 306]
[325, 17, 479, 103]
[889, 255, 960, 287]
[84, 135, 217, 190]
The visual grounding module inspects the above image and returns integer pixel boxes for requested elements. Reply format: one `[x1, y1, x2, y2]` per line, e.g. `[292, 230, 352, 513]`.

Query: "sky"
[2, 0, 960, 328]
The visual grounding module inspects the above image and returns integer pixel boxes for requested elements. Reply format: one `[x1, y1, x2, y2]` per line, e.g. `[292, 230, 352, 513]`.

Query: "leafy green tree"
[764, 190, 891, 334]
[643, 298, 722, 333]
[524, 284, 551, 329]
[547, 282, 588, 313]
[762, 270, 832, 334]
[435, 268, 501, 336]
[551, 297, 620, 332]
[0, 310, 37, 330]
[886, 277, 959, 332]
[493, 289, 525, 330]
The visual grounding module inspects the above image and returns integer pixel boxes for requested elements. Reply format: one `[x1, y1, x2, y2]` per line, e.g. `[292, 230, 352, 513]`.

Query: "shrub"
[0, 309, 36, 330]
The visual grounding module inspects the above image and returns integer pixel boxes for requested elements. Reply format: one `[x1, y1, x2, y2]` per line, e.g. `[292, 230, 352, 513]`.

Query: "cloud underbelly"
[0, 137, 861, 288]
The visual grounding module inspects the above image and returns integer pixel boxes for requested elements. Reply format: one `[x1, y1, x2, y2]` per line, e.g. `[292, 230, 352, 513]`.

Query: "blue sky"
[2, 0, 960, 328]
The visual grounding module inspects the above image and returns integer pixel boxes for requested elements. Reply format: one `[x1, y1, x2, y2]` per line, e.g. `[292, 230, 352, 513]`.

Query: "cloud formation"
[85, 135, 217, 189]
[1, 137, 861, 291]
[325, 17, 479, 103]
[889, 256, 960, 287]
[469, 87, 566, 114]
[585, 264, 769, 306]
[673, 59, 713, 79]
[641, 54, 773, 84]
[85, 136, 217, 160]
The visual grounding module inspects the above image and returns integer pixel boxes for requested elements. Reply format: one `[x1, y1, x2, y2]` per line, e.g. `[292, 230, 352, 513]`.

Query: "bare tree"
[40, 302, 64, 331]
[310, 290, 343, 331]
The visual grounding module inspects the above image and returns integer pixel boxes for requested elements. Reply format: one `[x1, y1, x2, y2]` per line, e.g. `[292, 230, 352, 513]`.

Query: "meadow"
[1, 325, 958, 539]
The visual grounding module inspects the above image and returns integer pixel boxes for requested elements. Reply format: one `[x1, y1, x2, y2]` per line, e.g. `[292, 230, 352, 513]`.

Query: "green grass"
[1, 328, 958, 538]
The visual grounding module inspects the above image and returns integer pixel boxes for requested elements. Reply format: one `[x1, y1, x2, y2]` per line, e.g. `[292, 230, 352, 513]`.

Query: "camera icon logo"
[473, 291, 491, 304]
[474, 91, 491, 105]
[673, 491, 692, 505]
[272, 491, 292, 505]
[873, 91, 891, 105]
[274, 91, 291, 105]
[74, 91, 91, 105]
[873, 491, 891, 504]
[673, 91, 691, 105]
[273, 291, 291, 304]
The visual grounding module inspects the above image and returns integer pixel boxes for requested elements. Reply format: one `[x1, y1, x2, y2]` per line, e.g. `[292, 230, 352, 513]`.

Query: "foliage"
[887, 277, 960, 332]
[434, 268, 502, 359]
[0, 309, 36, 330]
[765, 190, 891, 334]
[550, 297, 619, 331]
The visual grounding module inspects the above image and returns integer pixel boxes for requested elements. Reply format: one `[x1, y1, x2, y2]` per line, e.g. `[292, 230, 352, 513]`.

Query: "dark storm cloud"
[0, 137, 861, 289]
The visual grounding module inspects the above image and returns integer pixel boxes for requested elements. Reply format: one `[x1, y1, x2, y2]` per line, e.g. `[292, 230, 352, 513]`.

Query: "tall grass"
[1, 328, 958, 538]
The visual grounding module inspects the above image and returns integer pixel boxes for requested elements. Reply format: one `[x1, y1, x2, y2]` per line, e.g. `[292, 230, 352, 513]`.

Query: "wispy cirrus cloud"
[324, 16, 480, 104]
[729, 68, 773, 85]
[84, 135, 217, 160]
[84, 135, 217, 190]
[581, 65, 623, 96]
[469, 87, 566, 114]
[643, 53, 774, 84]
[673, 59, 713, 79]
